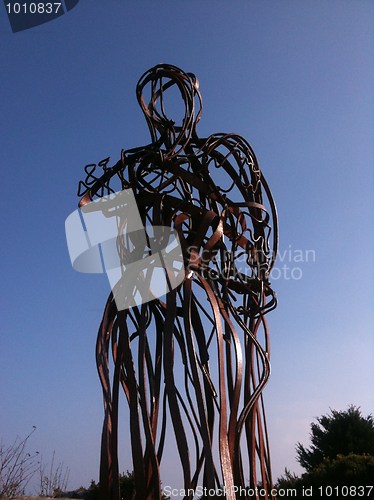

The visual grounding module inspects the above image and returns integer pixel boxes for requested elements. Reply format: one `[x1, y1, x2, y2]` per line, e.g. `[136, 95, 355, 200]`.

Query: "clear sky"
[1, 0, 373, 493]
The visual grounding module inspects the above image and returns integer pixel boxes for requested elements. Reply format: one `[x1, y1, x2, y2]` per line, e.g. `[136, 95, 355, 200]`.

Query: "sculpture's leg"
[96, 294, 120, 500]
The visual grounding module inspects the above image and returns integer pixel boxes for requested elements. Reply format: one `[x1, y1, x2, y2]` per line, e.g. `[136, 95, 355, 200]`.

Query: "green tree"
[296, 405, 374, 471]
[276, 455, 374, 498]
[305, 454, 374, 486]
[276, 406, 374, 498]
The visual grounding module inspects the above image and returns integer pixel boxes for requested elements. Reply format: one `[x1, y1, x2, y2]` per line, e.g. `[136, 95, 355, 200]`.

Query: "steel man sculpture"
[69, 64, 278, 499]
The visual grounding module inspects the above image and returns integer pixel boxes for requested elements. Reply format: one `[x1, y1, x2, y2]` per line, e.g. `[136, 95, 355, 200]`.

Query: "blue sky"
[0, 0, 373, 492]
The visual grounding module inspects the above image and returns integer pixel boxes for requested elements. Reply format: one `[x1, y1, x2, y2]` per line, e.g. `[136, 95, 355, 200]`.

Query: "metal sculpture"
[77, 64, 278, 499]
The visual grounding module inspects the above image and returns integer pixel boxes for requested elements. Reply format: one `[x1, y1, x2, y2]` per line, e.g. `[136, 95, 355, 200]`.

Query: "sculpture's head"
[136, 63, 202, 155]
